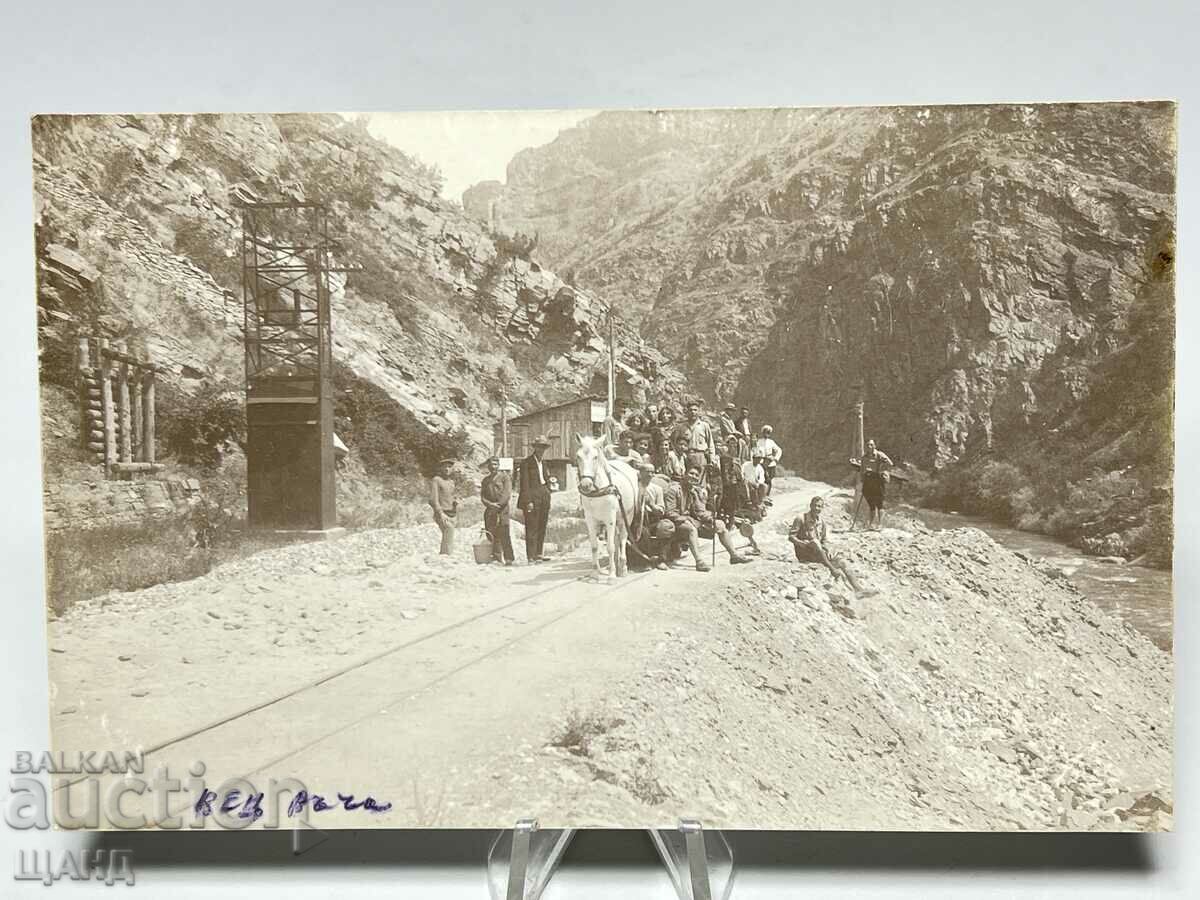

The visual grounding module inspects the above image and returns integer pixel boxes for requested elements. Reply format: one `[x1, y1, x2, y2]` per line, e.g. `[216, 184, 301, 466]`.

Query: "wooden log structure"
[131, 356, 143, 461]
[110, 461, 166, 474]
[77, 333, 161, 477]
[115, 341, 132, 464]
[99, 338, 115, 477]
[142, 368, 156, 466]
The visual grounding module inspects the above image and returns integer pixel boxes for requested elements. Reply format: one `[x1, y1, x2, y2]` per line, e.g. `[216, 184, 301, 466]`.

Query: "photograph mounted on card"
[34, 104, 1174, 831]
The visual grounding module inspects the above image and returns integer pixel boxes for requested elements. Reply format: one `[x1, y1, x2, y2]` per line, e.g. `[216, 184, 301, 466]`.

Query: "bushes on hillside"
[333, 364, 470, 478]
[158, 378, 245, 466]
[492, 230, 539, 261]
[171, 217, 240, 292]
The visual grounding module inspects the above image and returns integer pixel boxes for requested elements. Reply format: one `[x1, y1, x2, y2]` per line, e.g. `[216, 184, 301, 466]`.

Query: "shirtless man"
[428, 458, 458, 555]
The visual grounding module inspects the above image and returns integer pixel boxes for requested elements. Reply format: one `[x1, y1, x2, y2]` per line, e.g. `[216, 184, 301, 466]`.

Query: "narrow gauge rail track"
[55, 563, 657, 792]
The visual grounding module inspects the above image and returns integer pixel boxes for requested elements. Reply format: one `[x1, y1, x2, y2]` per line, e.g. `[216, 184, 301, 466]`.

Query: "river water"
[905, 506, 1174, 651]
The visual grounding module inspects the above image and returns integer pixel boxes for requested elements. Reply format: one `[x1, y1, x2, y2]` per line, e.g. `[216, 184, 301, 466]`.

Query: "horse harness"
[578, 453, 634, 536]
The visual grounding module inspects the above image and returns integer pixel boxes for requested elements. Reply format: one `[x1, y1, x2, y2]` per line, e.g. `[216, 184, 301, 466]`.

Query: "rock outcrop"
[475, 104, 1174, 471]
[33, 114, 686, 461]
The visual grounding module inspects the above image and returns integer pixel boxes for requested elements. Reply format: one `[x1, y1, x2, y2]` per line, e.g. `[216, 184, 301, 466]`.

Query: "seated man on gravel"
[789, 495, 876, 596]
[662, 467, 709, 571]
[663, 464, 752, 571]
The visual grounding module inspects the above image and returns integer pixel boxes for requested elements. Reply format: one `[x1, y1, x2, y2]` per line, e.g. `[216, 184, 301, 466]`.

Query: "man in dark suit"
[517, 434, 553, 563]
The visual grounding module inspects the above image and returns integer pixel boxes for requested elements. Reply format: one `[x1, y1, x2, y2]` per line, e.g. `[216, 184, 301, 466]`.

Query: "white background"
[0, 1, 1194, 896]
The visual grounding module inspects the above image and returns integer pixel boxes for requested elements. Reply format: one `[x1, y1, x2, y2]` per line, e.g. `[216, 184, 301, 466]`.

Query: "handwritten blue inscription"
[194, 788, 392, 819]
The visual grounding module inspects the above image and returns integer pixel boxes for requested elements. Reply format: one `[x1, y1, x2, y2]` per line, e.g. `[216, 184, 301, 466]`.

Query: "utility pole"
[496, 360, 516, 457]
[500, 383, 508, 457]
[853, 383, 866, 510]
[606, 305, 616, 417]
[854, 388, 865, 460]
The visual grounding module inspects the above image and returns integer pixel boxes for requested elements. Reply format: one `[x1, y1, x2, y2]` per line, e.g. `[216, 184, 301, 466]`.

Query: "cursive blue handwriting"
[193, 788, 392, 820]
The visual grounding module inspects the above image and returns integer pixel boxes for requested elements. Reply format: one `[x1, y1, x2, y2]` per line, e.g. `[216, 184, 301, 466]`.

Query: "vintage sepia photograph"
[34, 104, 1174, 831]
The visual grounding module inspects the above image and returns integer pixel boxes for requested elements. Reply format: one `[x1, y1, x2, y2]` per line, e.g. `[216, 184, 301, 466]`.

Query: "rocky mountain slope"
[33, 114, 684, 476]
[474, 104, 1173, 459]
[470, 103, 1175, 558]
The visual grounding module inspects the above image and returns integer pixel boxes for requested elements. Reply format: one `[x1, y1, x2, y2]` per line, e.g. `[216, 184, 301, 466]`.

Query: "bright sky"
[360, 110, 598, 204]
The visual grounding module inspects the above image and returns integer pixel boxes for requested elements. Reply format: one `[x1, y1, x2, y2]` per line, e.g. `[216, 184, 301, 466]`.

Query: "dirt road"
[47, 477, 1172, 832]
[47, 479, 811, 825]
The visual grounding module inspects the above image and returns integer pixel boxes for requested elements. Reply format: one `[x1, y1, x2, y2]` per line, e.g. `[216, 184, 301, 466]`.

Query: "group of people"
[597, 399, 783, 571]
[430, 397, 894, 597]
[430, 400, 786, 571]
[602, 399, 783, 501]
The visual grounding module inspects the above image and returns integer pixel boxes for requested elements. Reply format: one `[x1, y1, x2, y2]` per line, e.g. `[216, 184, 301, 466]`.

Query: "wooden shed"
[494, 395, 609, 492]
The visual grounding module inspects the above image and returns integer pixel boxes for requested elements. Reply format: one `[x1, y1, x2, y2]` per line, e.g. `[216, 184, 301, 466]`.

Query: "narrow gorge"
[469, 104, 1175, 562]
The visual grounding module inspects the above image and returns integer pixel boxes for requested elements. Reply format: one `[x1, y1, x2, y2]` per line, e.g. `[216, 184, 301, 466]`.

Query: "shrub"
[158, 378, 246, 466]
[334, 462, 438, 529]
[492, 230, 539, 261]
[333, 364, 471, 478]
[172, 218, 240, 292]
[188, 475, 246, 549]
[96, 146, 141, 202]
[407, 425, 472, 477]
[45, 521, 213, 616]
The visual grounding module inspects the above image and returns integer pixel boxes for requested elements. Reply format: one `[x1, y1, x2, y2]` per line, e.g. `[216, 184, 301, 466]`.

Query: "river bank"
[905, 506, 1173, 652]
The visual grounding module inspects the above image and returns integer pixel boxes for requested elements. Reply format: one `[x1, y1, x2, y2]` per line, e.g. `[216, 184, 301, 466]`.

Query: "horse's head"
[574, 432, 608, 491]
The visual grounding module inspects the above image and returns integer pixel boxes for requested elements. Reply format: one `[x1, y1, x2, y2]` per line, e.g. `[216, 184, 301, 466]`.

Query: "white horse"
[574, 433, 638, 581]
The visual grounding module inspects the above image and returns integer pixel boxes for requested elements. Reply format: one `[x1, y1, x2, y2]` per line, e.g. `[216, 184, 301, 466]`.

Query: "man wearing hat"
[480, 456, 514, 565]
[717, 402, 741, 457]
[429, 458, 458, 555]
[517, 434, 553, 563]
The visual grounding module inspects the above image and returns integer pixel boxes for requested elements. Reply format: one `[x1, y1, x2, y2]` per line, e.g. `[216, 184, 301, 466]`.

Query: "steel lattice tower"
[239, 202, 337, 531]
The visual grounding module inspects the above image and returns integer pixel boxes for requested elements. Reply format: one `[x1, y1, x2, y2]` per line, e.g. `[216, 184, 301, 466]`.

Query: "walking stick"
[850, 492, 864, 531]
[705, 458, 716, 566]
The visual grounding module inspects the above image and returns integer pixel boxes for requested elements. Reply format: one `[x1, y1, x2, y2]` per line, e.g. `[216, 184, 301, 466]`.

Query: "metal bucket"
[473, 530, 494, 564]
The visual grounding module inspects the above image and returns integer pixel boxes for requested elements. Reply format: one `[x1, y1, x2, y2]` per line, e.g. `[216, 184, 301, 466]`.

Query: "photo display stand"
[486, 818, 734, 900]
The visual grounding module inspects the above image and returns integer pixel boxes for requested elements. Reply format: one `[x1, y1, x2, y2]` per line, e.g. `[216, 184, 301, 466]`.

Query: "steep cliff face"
[475, 104, 1174, 475]
[743, 104, 1173, 473]
[33, 114, 684, 464]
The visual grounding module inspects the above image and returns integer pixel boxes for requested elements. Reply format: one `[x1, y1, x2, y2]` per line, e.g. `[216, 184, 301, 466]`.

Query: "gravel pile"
[497, 509, 1172, 831]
